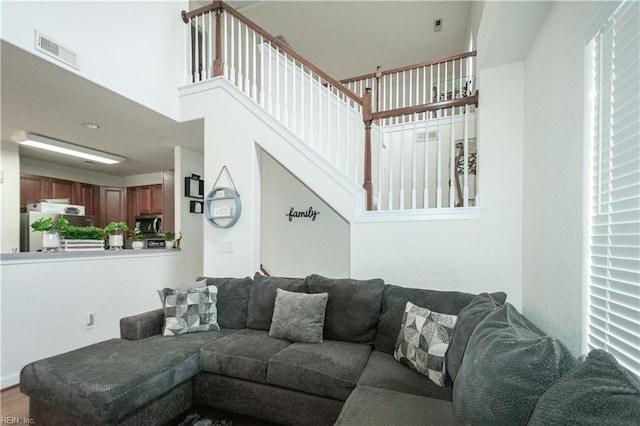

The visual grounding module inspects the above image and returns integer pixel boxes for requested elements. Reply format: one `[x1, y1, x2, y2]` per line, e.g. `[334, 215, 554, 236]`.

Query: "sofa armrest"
[120, 309, 164, 340]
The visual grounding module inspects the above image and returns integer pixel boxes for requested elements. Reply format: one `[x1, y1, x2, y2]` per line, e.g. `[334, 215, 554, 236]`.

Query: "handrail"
[372, 92, 478, 121]
[182, 1, 363, 106]
[340, 51, 477, 84]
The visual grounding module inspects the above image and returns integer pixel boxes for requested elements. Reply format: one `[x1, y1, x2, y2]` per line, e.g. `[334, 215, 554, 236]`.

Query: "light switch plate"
[220, 240, 234, 253]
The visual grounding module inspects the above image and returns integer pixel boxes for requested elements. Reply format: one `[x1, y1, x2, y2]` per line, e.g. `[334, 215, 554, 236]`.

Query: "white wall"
[261, 152, 349, 278]
[521, 1, 601, 356]
[351, 62, 524, 304]
[21, 157, 126, 187]
[174, 146, 205, 279]
[0, 1, 187, 120]
[0, 251, 191, 388]
[0, 141, 21, 252]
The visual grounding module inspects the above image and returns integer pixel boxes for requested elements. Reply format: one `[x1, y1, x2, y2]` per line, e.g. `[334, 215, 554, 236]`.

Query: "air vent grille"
[35, 31, 79, 70]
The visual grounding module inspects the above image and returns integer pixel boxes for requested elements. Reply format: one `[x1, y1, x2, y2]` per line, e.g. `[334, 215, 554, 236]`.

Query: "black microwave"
[135, 215, 162, 236]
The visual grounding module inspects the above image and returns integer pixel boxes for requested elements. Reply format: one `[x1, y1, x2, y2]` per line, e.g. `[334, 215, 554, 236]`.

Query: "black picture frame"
[184, 174, 204, 199]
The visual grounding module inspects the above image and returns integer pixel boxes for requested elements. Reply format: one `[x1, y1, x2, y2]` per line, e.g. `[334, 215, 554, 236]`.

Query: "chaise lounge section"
[20, 273, 640, 425]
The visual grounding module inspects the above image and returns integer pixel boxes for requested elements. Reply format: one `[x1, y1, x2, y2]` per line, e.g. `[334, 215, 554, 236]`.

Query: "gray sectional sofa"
[20, 273, 640, 425]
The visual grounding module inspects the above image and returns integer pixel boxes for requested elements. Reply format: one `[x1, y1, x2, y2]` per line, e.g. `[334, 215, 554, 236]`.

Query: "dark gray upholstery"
[335, 385, 455, 426]
[197, 276, 252, 329]
[267, 340, 372, 401]
[120, 308, 164, 340]
[200, 329, 291, 383]
[452, 303, 576, 425]
[529, 349, 640, 425]
[445, 292, 502, 382]
[20, 338, 201, 423]
[269, 289, 328, 343]
[305, 274, 384, 344]
[374, 284, 506, 354]
[194, 372, 344, 426]
[246, 273, 307, 330]
[358, 350, 453, 401]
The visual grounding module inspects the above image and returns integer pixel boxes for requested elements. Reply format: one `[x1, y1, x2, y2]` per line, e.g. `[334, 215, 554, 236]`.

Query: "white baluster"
[300, 65, 305, 140]
[267, 41, 273, 114]
[377, 130, 383, 211]
[317, 78, 322, 152]
[194, 16, 199, 82]
[237, 21, 243, 90]
[283, 52, 288, 126]
[463, 105, 469, 207]
[223, 12, 228, 79]
[208, 12, 213, 79]
[388, 131, 394, 210]
[449, 107, 456, 208]
[308, 70, 314, 148]
[436, 111, 443, 208]
[229, 17, 235, 85]
[411, 114, 417, 209]
[244, 24, 250, 94]
[275, 47, 280, 120]
[400, 117, 406, 210]
[252, 30, 257, 101]
[292, 59, 297, 134]
[345, 100, 350, 176]
[423, 117, 430, 208]
[259, 35, 265, 108]
[326, 83, 331, 159]
[185, 18, 191, 84]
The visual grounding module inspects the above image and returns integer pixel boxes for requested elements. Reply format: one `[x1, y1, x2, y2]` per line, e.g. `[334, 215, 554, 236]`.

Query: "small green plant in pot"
[130, 227, 144, 250]
[164, 231, 176, 249]
[58, 218, 105, 240]
[31, 216, 59, 251]
[104, 221, 129, 250]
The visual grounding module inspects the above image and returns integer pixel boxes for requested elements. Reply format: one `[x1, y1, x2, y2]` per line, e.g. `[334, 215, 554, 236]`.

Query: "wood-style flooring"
[0, 385, 29, 418]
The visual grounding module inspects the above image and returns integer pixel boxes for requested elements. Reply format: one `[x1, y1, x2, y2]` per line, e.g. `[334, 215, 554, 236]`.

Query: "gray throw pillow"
[157, 278, 207, 305]
[306, 274, 384, 344]
[197, 276, 253, 329]
[453, 303, 576, 425]
[394, 301, 457, 386]
[246, 273, 307, 331]
[529, 349, 640, 425]
[269, 289, 328, 343]
[445, 292, 501, 382]
[162, 286, 220, 336]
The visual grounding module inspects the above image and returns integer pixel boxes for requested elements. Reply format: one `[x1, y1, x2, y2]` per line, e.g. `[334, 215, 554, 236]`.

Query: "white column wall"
[521, 1, 601, 356]
[0, 141, 21, 252]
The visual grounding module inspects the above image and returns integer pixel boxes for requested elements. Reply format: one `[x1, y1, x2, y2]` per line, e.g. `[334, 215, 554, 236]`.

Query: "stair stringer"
[179, 77, 366, 224]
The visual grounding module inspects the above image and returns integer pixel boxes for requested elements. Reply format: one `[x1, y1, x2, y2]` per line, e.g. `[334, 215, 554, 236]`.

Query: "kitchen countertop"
[0, 248, 181, 265]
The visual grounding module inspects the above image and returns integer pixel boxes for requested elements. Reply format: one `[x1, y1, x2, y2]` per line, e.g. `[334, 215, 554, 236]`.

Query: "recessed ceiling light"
[81, 122, 100, 129]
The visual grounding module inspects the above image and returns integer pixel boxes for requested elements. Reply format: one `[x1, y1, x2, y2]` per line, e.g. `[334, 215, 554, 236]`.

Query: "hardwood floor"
[0, 385, 29, 418]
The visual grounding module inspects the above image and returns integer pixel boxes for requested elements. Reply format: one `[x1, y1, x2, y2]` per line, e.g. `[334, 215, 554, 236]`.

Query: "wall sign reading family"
[286, 207, 320, 222]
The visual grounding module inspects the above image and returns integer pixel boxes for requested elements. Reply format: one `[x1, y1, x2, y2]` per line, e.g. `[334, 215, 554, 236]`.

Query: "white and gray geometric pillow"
[162, 285, 220, 336]
[394, 301, 458, 386]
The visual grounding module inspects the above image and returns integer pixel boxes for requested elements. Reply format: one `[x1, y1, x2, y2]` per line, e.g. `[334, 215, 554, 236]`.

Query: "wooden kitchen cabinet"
[20, 176, 49, 209]
[48, 178, 75, 201]
[73, 183, 99, 218]
[99, 187, 126, 228]
[125, 184, 163, 228]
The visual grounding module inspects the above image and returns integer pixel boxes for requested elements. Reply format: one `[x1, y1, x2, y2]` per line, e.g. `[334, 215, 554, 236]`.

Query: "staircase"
[181, 1, 478, 217]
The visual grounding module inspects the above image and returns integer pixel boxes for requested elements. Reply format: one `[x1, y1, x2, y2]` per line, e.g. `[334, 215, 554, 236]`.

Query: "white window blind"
[587, 0, 640, 376]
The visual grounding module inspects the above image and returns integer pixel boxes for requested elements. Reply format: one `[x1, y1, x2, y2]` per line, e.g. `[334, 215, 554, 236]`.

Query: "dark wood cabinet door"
[137, 186, 152, 215]
[20, 176, 48, 209]
[73, 183, 98, 218]
[150, 184, 163, 214]
[99, 187, 126, 228]
[48, 178, 75, 201]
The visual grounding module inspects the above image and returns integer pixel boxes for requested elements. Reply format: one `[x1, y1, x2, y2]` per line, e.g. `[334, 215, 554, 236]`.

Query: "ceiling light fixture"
[14, 133, 124, 165]
[81, 122, 100, 129]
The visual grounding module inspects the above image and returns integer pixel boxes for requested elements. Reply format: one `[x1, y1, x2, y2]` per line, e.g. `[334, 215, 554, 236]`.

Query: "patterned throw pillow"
[162, 285, 220, 336]
[394, 301, 458, 386]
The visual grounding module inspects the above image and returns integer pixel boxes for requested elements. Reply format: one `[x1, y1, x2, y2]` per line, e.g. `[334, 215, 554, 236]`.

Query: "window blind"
[588, 0, 640, 376]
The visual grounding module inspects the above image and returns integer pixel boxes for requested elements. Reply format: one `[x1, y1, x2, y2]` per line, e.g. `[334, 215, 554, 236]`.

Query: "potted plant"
[56, 218, 106, 251]
[163, 231, 176, 249]
[30, 216, 59, 252]
[130, 227, 144, 250]
[104, 221, 129, 250]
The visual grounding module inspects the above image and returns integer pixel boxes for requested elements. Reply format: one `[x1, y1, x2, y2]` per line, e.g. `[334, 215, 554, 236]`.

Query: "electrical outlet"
[85, 312, 95, 329]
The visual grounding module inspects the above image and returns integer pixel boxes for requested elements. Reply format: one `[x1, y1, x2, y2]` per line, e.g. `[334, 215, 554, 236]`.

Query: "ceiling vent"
[35, 31, 79, 70]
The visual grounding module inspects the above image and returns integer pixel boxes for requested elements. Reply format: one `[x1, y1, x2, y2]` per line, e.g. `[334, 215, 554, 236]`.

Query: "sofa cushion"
[358, 350, 453, 401]
[200, 329, 291, 384]
[161, 286, 220, 336]
[375, 284, 507, 354]
[305, 274, 384, 344]
[197, 276, 252, 329]
[452, 303, 576, 425]
[20, 338, 202, 422]
[445, 292, 501, 382]
[269, 289, 328, 343]
[267, 340, 372, 401]
[246, 273, 307, 331]
[394, 302, 457, 386]
[528, 349, 640, 425]
[335, 385, 455, 426]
